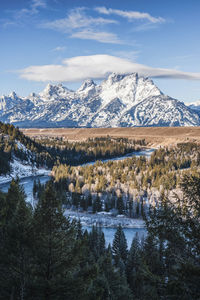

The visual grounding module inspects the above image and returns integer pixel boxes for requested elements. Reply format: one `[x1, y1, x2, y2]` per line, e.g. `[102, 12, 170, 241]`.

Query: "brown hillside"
[21, 127, 200, 147]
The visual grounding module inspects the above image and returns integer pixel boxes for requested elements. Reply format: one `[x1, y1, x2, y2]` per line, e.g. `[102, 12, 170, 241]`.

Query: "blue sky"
[0, 0, 200, 102]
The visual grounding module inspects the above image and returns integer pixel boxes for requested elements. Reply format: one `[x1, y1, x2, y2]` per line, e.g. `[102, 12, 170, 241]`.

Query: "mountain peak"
[0, 72, 199, 127]
[29, 92, 37, 98]
[41, 83, 57, 95]
[9, 91, 18, 100]
[78, 79, 96, 92]
[107, 72, 138, 83]
[107, 72, 126, 83]
[39, 83, 73, 100]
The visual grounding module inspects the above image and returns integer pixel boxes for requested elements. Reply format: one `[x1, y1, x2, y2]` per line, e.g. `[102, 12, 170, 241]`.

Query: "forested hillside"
[0, 122, 50, 175]
[0, 122, 200, 298]
[0, 175, 199, 299]
[51, 143, 200, 217]
[0, 121, 144, 176]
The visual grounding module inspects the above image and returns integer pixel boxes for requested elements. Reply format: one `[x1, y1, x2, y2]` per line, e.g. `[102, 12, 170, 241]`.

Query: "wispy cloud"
[18, 54, 200, 83]
[95, 7, 165, 23]
[16, 0, 46, 17]
[42, 7, 117, 32]
[132, 22, 161, 32]
[40, 7, 122, 44]
[1, 0, 46, 27]
[71, 30, 122, 44]
[51, 46, 67, 52]
[112, 50, 140, 60]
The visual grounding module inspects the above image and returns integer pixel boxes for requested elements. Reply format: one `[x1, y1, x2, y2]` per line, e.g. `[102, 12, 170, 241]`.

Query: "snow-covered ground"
[0, 158, 50, 184]
[64, 210, 145, 228]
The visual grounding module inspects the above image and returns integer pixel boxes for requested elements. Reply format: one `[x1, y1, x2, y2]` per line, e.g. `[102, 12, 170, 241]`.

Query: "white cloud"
[51, 46, 66, 52]
[40, 7, 121, 44]
[132, 22, 160, 32]
[32, 0, 46, 10]
[16, 0, 46, 18]
[18, 54, 200, 83]
[42, 7, 117, 32]
[95, 7, 165, 23]
[71, 30, 122, 44]
[1, 0, 46, 27]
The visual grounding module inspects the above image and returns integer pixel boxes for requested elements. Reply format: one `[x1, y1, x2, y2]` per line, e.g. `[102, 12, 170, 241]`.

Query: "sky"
[0, 0, 200, 103]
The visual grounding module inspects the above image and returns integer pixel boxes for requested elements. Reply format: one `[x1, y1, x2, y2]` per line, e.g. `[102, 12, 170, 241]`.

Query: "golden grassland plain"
[21, 127, 200, 147]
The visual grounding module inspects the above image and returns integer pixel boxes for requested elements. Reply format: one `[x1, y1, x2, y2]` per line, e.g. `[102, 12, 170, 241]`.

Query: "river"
[0, 175, 50, 207]
[0, 148, 152, 246]
[83, 226, 146, 248]
[82, 148, 154, 166]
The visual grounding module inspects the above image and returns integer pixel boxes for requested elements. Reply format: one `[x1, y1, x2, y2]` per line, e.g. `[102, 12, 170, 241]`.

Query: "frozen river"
[83, 226, 146, 248]
[0, 148, 152, 246]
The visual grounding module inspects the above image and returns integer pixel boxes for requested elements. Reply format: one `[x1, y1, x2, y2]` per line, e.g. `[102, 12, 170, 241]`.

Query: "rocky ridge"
[0, 73, 199, 127]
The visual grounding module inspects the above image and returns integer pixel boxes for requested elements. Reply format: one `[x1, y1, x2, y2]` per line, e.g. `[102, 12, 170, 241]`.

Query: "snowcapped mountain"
[186, 100, 200, 114]
[0, 73, 199, 127]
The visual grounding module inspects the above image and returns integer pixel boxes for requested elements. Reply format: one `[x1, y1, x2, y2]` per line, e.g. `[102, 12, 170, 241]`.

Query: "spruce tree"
[30, 181, 82, 299]
[117, 196, 124, 214]
[0, 179, 32, 300]
[112, 224, 128, 266]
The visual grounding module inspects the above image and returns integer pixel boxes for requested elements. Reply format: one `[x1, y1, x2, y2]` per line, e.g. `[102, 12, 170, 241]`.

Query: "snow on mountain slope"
[186, 100, 200, 113]
[0, 73, 199, 127]
[99, 73, 162, 108]
[121, 96, 200, 127]
[39, 83, 75, 101]
[0, 92, 24, 112]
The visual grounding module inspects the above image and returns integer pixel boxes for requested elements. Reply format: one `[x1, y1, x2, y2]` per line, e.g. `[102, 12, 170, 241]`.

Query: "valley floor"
[22, 126, 200, 147]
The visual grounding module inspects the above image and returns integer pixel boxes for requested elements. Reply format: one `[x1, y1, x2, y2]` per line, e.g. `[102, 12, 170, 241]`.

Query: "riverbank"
[80, 148, 154, 167]
[64, 210, 145, 228]
[0, 158, 50, 185]
[0, 173, 146, 229]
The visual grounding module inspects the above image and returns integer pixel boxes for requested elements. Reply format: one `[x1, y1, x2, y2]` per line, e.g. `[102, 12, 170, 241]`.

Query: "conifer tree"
[112, 224, 128, 266]
[117, 196, 124, 214]
[30, 181, 82, 299]
[0, 179, 32, 300]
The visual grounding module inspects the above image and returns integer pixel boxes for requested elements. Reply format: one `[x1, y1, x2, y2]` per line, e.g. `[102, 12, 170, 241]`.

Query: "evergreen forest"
[0, 122, 200, 299]
[0, 174, 200, 299]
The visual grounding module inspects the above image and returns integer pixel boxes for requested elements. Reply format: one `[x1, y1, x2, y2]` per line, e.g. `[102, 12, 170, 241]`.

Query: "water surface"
[0, 149, 152, 245]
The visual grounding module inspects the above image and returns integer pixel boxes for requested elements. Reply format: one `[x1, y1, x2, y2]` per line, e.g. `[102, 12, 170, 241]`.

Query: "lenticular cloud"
[19, 54, 200, 82]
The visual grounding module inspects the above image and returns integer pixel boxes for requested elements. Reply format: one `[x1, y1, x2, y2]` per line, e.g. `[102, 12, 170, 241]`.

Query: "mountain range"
[0, 73, 199, 127]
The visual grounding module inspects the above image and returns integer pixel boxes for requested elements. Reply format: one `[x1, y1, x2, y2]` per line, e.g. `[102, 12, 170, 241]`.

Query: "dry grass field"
[21, 127, 200, 147]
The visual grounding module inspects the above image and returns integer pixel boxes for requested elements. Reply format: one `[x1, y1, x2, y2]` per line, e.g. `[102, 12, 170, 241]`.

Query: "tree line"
[51, 143, 200, 217]
[0, 173, 199, 299]
[0, 122, 145, 176]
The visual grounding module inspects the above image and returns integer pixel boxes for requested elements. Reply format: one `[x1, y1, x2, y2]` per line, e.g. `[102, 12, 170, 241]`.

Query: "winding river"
[0, 148, 152, 247]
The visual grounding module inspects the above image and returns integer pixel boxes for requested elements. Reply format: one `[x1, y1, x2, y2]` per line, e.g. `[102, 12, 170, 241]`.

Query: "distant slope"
[186, 100, 200, 115]
[22, 127, 200, 147]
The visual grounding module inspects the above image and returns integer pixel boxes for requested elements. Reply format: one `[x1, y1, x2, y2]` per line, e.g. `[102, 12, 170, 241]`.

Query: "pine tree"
[30, 181, 82, 299]
[89, 225, 106, 260]
[112, 224, 128, 266]
[126, 233, 141, 280]
[96, 195, 102, 212]
[0, 179, 33, 300]
[95, 245, 133, 300]
[117, 196, 125, 214]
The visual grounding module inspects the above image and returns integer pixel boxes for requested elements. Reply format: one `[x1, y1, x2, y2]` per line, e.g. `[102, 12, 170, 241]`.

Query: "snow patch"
[0, 157, 50, 184]
[64, 210, 145, 228]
